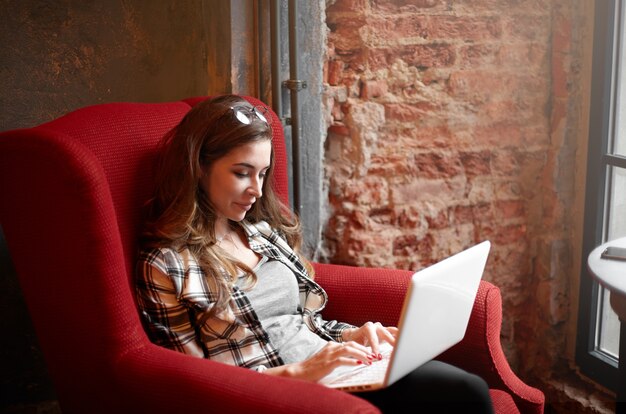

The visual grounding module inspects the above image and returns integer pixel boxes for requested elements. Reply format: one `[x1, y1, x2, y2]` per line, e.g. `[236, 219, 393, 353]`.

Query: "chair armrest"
[313, 262, 545, 414]
[437, 282, 545, 414]
[114, 343, 380, 414]
[312, 262, 413, 327]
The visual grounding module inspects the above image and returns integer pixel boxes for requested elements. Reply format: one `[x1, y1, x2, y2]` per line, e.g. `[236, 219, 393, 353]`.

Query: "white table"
[588, 236, 626, 410]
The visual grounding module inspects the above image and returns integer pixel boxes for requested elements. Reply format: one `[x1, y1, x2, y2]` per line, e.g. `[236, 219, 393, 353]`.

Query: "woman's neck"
[214, 219, 233, 242]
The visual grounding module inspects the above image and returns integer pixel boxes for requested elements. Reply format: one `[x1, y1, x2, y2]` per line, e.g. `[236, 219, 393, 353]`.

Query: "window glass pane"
[597, 165, 626, 365]
[597, 287, 620, 359]
[607, 166, 626, 240]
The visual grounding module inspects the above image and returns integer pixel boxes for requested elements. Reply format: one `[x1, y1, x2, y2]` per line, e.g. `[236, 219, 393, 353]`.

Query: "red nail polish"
[357, 360, 363, 365]
[378, 353, 383, 360]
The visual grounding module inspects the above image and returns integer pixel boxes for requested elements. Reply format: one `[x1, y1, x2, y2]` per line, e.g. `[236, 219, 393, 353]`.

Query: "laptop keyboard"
[319, 342, 393, 387]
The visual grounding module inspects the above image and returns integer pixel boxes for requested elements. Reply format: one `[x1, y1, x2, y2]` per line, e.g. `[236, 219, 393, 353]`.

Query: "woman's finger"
[334, 341, 375, 365]
[363, 322, 383, 357]
[378, 325, 397, 345]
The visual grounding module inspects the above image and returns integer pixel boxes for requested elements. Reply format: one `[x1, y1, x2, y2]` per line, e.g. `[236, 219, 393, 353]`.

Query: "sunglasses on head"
[231, 105, 270, 126]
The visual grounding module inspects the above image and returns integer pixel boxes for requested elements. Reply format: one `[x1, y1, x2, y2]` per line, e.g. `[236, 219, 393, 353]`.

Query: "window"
[577, 0, 626, 391]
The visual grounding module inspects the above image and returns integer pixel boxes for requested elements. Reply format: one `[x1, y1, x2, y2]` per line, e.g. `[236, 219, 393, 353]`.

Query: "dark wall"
[1, 0, 210, 131]
[1, 1, 212, 411]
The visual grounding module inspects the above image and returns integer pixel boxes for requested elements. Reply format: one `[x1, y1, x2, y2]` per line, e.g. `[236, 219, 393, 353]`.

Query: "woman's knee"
[452, 371, 491, 402]
[409, 361, 493, 408]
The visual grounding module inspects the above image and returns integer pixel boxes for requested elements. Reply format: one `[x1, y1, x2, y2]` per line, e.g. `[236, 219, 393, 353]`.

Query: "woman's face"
[201, 140, 272, 223]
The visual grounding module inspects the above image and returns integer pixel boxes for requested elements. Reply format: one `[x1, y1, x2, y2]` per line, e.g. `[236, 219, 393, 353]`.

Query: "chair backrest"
[0, 96, 288, 411]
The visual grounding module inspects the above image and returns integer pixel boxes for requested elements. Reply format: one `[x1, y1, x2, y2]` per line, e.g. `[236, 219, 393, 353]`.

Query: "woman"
[136, 95, 493, 413]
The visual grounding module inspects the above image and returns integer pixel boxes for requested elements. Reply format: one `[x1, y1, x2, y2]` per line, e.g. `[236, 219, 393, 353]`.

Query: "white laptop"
[319, 240, 491, 392]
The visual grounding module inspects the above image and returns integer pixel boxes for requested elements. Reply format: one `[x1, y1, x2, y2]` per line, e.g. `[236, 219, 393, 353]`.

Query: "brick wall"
[322, 0, 611, 411]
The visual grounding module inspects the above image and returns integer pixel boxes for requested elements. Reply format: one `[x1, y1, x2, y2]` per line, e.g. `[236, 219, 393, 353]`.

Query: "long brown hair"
[142, 95, 310, 311]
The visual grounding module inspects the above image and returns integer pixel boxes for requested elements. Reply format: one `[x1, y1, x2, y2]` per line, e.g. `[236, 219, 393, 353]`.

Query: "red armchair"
[0, 96, 544, 414]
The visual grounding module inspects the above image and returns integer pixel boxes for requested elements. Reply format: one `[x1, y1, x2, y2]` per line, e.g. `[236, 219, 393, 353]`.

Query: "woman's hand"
[264, 341, 375, 382]
[341, 322, 398, 359]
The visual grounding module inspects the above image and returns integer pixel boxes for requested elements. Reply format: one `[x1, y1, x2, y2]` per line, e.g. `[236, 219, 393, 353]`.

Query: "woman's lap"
[355, 360, 494, 414]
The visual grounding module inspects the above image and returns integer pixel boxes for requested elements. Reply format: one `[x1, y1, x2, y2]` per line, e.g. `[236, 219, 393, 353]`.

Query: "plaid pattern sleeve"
[136, 246, 284, 370]
[135, 248, 206, 357]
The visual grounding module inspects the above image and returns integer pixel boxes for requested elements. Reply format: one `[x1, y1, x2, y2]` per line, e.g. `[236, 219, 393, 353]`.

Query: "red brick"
[328, 60, 344, 86]
[498, 43, 548, 70]
[448, 70, 519, 102]
[492, 151, 521, 176]
[343, 177, 388, 205]
[369, 206, 394, 225]
[425, 209, 449, 229]
[331, 102, 345, 123]
[490, 246, 531, 279]
[368, 45, 454, 72]
[364, 15, 430, 41]
[372, 0, 440, 13]
[369, 154, 413, 177]
[350, 210, 369, 229]
[414, 151, 463, 179]
[471, 122, 526, 148]
[520, 151, 547, 178]
[460, 151, 492, 177]
[327, 16, 367, 58]
[457, 43, 545, 72]
[452, 203, 493, 224]
[400, 44, 456, 68]
[493, 224, 527, 245]
[360, 79, 388, 99]
[405, 125, 453, 149]
[395, 205, 422, 229]
[385, 102, 439, 122]
[495, 200, 526, 219]
[392, 233, 434, 257]
[328, 123, 350, 136]
[458, 44, 500, 66]
[477, 100, 529, 121]
[367, 48, 392, 71]
[504, 14, 550, 41]
[429, 15, 503, 41]
[327, 0, 369, 14]
[393, 257, 422, 271]
[453, 0, 551, 14]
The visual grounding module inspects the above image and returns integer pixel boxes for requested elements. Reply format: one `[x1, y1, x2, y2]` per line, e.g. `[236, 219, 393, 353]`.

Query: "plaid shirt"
[135, 220, 354, 371]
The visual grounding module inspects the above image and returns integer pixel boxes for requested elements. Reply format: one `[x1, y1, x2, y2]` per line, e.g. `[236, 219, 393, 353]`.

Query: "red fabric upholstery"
[0, 97, 544, 414]
[314, 263, 545, 414]
[490, 390, 521, 414]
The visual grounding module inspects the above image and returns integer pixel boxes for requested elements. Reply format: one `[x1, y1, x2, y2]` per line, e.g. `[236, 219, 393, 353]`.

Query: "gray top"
[240, 256, 328, 364]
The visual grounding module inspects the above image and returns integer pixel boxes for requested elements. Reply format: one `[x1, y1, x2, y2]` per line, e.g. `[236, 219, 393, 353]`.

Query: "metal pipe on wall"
[287, 0, 302, 215]
[269, 0, 282, 118]
[255, 0, 265, 101]
[268, 0, 305, 215]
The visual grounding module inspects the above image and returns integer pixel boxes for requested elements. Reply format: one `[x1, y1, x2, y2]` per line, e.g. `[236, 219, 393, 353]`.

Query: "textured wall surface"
[0, 0, 209, 132]
[322, 0, 611, 412]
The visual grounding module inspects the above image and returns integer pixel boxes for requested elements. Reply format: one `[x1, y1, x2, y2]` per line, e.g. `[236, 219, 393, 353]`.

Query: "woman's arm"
[263, 341, 377, 382]
[135, 252, 205, 357]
